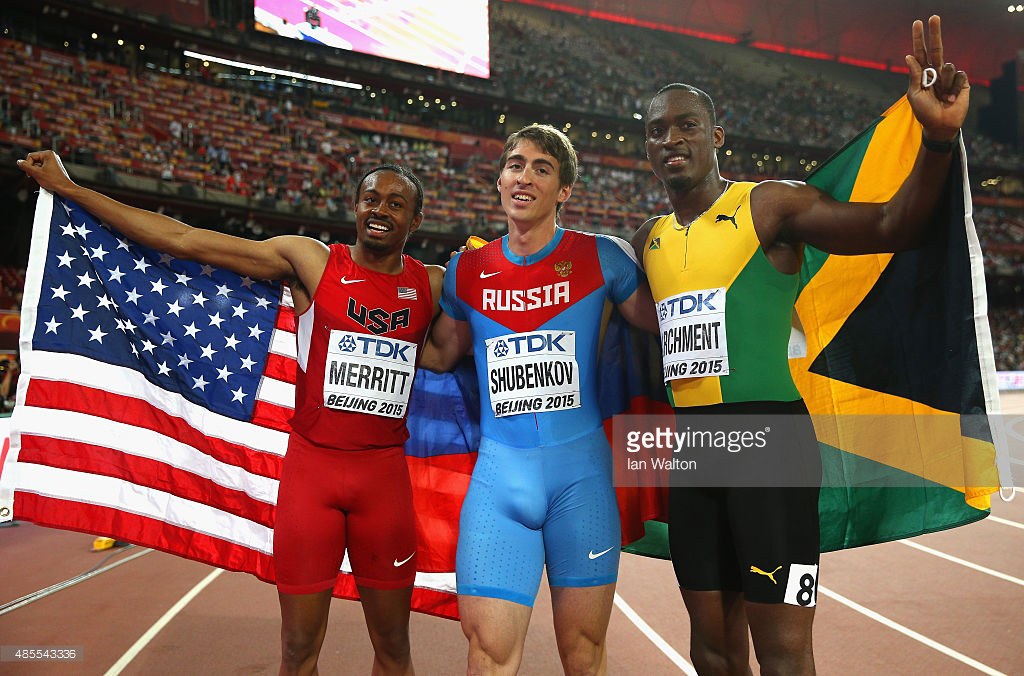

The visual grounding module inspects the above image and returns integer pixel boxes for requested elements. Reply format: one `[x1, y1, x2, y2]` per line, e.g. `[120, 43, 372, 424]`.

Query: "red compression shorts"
[273, 433, 417, 594]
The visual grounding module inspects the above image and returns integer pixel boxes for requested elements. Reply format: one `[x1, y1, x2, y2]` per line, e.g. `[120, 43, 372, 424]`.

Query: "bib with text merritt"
[657, 287, 729, 381]
[323, 330, 417, 418]
[485, 330, 581, 417]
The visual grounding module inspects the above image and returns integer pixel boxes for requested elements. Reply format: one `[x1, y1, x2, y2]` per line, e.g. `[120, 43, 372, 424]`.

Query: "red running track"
[1, 493, 1022, 674]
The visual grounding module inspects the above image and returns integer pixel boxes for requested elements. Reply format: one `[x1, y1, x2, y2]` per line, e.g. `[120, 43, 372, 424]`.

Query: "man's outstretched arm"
[17, 150, 326, 284]
[755, 15, 969, 256]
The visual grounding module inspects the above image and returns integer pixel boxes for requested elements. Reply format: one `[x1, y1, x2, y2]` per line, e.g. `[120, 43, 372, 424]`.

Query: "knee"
[689, 639, 748, 676]
[367, 625, 411, 663]
[752, 641, 813, 676]
[280, 630, 319, 672]
[463, 622, 519, 672]
[557, 634, 606, 676]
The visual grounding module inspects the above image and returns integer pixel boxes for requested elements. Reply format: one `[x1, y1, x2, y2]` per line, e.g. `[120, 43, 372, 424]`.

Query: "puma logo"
[750, 565, 783, 585]
[715, 206, 741, 228]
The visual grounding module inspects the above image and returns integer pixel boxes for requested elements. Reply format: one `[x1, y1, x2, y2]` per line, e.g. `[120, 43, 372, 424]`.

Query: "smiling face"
[645, 87, 724, 195]
[353, 169, 422, 254]
[497, 139, 573, 230]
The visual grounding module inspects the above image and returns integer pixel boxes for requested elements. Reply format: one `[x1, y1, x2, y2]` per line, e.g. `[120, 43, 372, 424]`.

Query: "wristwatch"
[921, 130, 960, 153]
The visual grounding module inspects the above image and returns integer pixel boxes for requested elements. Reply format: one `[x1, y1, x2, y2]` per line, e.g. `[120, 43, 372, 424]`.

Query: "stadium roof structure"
[514, 0, 1022, 83]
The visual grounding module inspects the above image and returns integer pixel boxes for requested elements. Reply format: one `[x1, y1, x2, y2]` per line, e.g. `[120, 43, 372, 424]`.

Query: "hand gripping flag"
[621, 96, 1007, 558]
[0, 190, 471, 619]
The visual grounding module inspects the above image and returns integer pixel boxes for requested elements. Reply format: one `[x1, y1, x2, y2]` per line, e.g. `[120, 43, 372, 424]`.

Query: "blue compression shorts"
[455, 427, 621, 607]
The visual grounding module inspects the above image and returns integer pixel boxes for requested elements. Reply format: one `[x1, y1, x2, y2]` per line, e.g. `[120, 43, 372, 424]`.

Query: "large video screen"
[254, 0, 490, 78]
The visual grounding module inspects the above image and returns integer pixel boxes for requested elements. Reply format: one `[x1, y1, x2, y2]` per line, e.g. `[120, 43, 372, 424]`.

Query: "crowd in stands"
[0, 2, 1021, 369]
[0, 266, 23, 310]
[991, 307, 1024, 372]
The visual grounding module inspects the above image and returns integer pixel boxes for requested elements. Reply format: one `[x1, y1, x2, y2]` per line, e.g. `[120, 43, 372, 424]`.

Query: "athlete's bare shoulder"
[630, 215, 663, 268]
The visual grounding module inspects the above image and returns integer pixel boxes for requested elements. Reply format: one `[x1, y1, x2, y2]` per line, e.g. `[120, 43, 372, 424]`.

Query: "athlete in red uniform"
[18, 153, 444, 676]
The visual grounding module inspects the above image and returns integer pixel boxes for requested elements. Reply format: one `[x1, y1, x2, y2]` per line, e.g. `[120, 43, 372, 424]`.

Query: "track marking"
[818, 585, 1005, 675]
[0, 548, 152, 615]
[104, 568, 223, 675]
[899, 540, 1024, 587]
[987, 515, 1024, 531]
[613, 592, 695, 674]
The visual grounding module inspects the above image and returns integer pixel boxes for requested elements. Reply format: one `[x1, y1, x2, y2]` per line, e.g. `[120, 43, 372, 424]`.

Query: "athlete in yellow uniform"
[632, 16, 969, 675]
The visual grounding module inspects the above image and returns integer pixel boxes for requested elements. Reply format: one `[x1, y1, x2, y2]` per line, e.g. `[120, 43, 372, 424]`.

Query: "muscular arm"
[426, 264, 445, 318]
[752, 15, 968, 256]
[754, 137, 955, 255]
[17, 150, 329, 294]
[617, 282, 659, 334]
[419, 311, 473, 373]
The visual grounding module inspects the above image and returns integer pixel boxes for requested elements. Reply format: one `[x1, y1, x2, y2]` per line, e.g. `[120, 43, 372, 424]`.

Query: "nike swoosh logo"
[340, 276, 365, 285]
[394, 552, 415, 567]
[479, 270, 502, 279]
[588, 547, 615, 560]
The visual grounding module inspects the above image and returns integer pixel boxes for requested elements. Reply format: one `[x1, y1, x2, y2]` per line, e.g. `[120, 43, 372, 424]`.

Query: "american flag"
[397, 286, 418, 300]
[0, 191, 463, 618]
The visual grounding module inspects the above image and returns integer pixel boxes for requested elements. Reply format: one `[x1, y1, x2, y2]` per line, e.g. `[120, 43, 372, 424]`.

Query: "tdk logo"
[660, 289, 721, 319]
[496, 333, 569, 356]
[341, 335, 414, 363]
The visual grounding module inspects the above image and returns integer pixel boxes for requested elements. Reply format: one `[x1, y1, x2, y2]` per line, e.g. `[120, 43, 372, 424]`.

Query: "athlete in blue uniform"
[422, 124, 657, 674]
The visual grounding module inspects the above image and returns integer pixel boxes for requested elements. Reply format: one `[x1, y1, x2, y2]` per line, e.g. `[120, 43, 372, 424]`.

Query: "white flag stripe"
[13, 463, 275, 554]
[413, 571, 457, 594]
[338, 552, 456, 594]
[270, 327, 298, 359]
[16, 406, 279, 504]
[256, 375, 296, 409]
[11, 439, 458, 595]
[21, 351, 289, 455]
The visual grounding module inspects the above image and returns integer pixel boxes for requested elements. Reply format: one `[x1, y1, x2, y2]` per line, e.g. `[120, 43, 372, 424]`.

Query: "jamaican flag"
[622, 96, 1003, 556]
[792, 96, 1001, 550]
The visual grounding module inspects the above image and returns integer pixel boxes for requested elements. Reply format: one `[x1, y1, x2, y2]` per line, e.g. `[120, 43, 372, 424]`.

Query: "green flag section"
[622, 96, 1002, 558]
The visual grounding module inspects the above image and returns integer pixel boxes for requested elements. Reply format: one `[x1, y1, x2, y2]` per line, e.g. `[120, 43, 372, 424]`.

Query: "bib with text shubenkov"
[484, 329, 580, 417]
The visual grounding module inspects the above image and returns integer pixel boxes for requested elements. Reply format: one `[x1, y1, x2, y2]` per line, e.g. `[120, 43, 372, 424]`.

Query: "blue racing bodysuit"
[441, 227, 640, 605]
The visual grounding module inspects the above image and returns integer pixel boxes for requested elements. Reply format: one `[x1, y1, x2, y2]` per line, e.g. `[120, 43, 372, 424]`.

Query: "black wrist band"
[921, 131, 959, 153]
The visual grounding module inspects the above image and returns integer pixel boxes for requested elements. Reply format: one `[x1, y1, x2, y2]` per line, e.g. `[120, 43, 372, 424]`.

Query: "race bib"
[657, 287, 729, 381]
[783, 563, 819, 607]
[322, 330, 417, 419]
[485, 330, 581, 418]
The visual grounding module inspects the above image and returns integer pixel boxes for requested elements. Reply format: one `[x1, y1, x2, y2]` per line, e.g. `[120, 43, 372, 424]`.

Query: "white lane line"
[0, 548, 152, 615]
[988, 515, 1024, 530]
[613, 592, 696, 674]
[818, 585, 1005, 676]
[104, 568, 223, 675]
[899, 541, 1024, 587]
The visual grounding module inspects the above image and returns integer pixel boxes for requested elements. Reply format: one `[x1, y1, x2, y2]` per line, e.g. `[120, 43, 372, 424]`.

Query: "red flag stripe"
[17, 435, 276, 527]
[14, 493, 277, 578]
[275, 306, 297, 332]
[25, 380, 284, 478]
[251, 400, 294, 432]
[263, 352, 298, 384]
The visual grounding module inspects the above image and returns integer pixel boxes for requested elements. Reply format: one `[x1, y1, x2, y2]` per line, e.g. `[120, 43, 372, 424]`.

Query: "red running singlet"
[290, 244, 433, 450]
